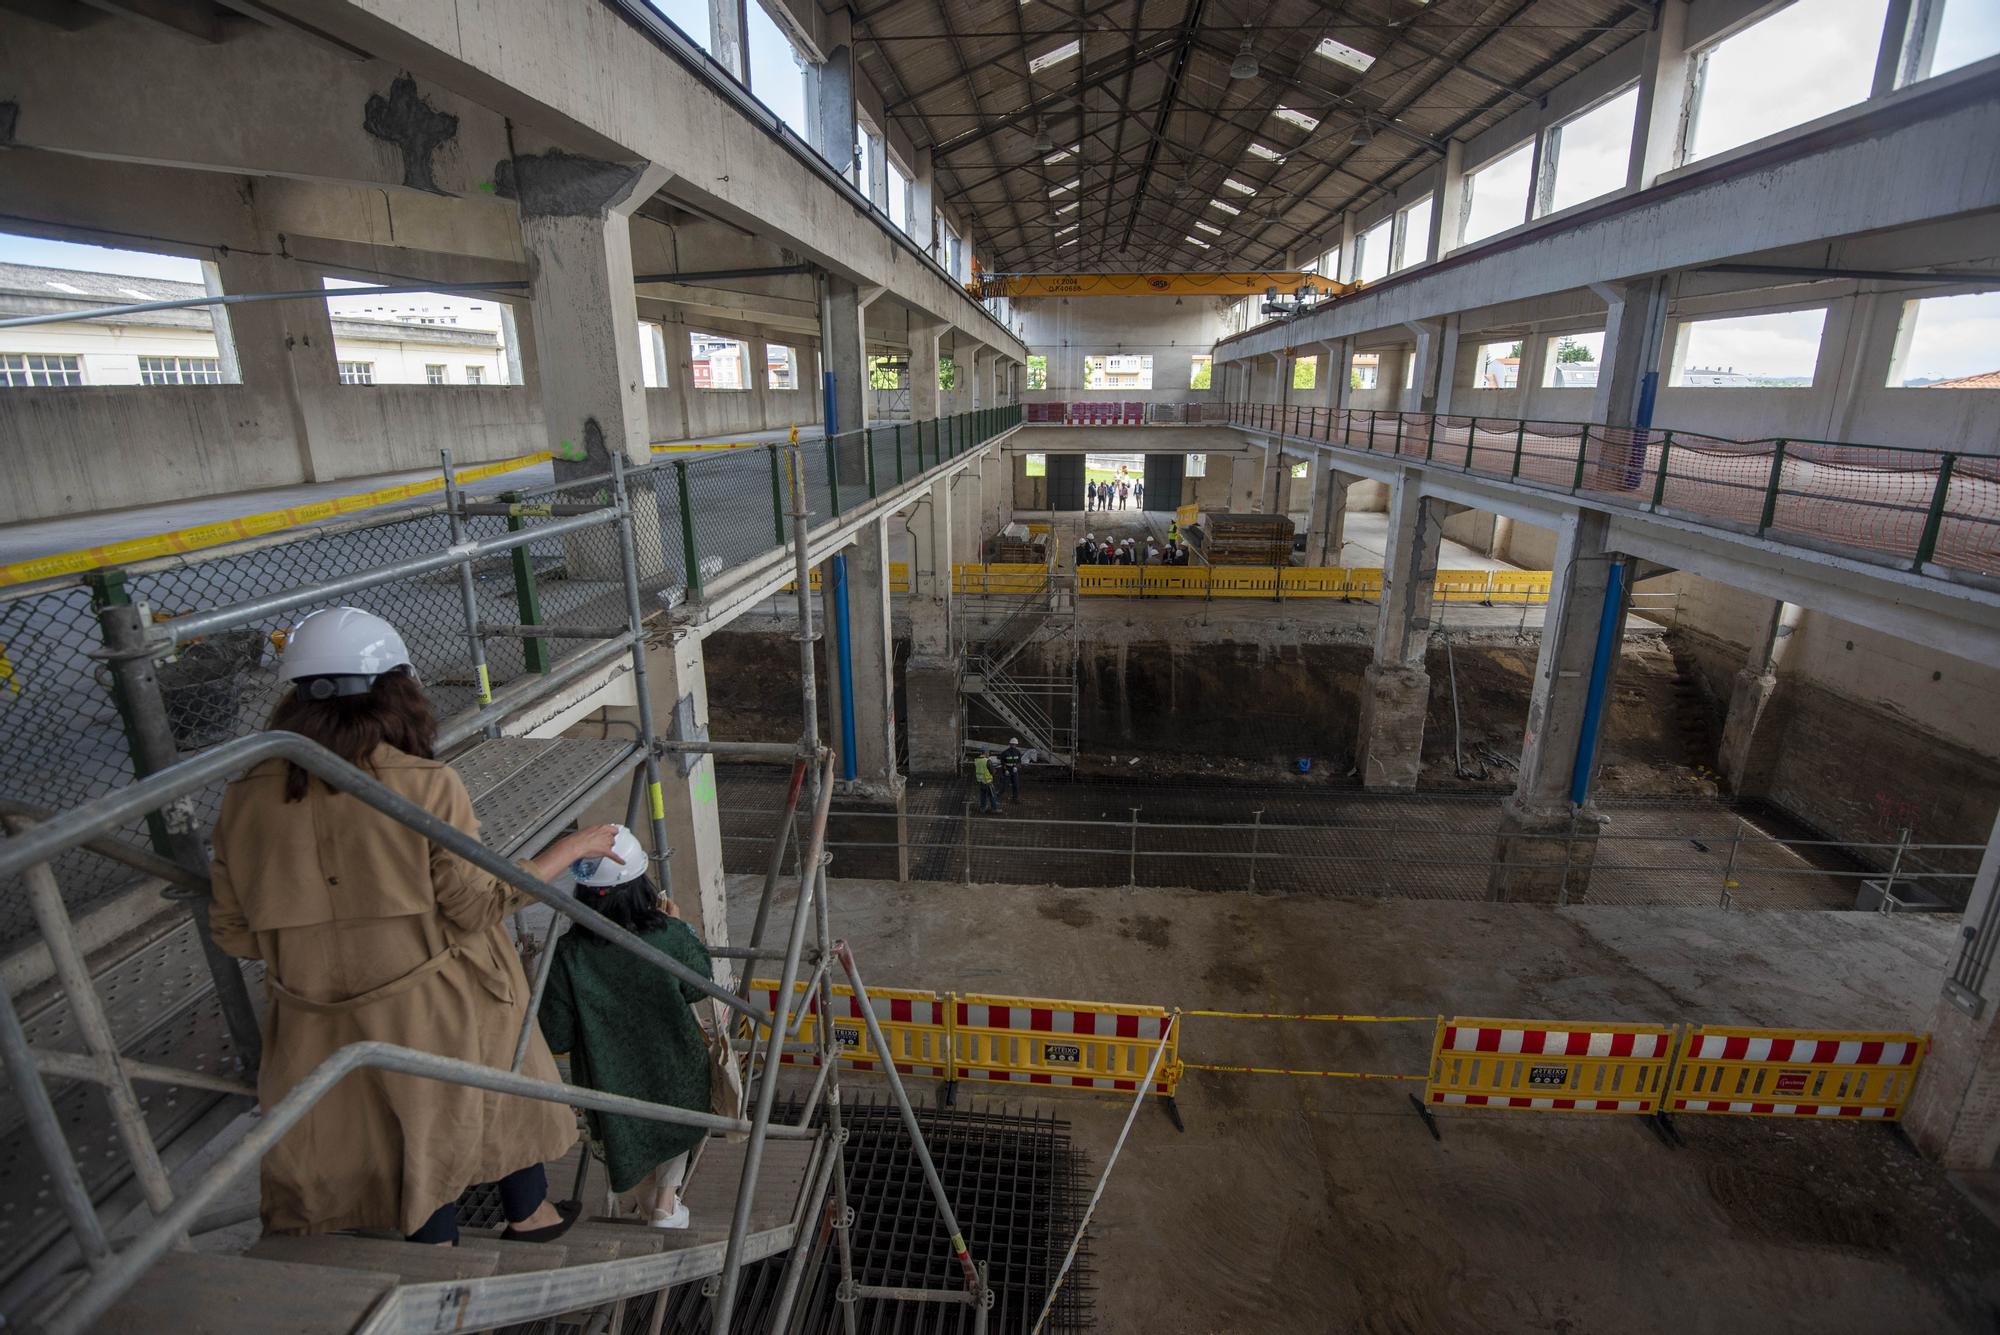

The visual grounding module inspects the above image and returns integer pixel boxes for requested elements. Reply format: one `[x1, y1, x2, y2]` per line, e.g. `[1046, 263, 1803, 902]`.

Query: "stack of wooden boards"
[1189, 512, 1295, 564]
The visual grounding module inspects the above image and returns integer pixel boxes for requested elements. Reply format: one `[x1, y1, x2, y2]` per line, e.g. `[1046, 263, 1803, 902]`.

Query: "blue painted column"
[1568, 559, 1626, 806]
[829, 553, 858, 782]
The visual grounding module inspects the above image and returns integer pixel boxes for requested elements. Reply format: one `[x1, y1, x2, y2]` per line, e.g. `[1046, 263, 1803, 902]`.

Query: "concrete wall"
[1017, 295, 1229, 405]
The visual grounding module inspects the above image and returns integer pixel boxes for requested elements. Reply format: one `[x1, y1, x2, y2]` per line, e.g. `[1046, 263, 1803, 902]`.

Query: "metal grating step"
[450, 737, 641, 857]
[650, 1096, 1093, 1335]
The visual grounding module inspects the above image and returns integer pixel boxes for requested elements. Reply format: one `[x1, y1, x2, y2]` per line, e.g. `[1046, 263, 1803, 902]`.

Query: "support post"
[1356, 472, 1448, 790]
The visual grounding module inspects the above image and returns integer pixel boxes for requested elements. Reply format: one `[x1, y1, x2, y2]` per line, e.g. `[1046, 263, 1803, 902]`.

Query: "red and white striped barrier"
[954, 996, 1177, 1093]
[1425, 1018, 1675, 1116]
[1663, 1026, 1926, 1120]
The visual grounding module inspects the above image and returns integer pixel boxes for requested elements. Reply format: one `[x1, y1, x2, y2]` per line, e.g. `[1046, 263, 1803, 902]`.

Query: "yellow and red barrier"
[1424, 1017, 1675, 1115]
[1662, 1026, 1926, 1120]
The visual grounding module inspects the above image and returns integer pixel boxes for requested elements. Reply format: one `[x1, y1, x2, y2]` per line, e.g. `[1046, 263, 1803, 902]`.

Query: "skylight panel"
[1247, 142, 1285, 161]
[1314, 39, 1375, 73]
[1054, 201, 1079, 215]
[1060, 237, 1079, 247]
[1222, 177, 1258, 195]
[1272, 105, 1321, 132]
[1049, 178, 1081, 196]
[1028, 38, 1081, 74]
[1054, 222, 1079, 236]
[1044, 142, 1082, 164]
[1209, 197, 1242, 215]
[1185, 235, 1211, 249]
[1193, 220, 1222, 235]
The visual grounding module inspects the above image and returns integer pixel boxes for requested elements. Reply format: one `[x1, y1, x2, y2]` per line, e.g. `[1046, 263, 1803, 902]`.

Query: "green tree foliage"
[867, 355, 902, 390]
[1292, 357, 1317, 390]
[939, 358, 958, 391]
[1027, 355, 1049, 390]
[1189, 357, 1211, 390]
[1555, 336, 1595, 364]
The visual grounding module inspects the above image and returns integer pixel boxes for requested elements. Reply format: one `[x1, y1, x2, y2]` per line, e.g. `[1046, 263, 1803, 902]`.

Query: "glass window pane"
[1396, 195, 1433, 270]
[1886, 291, 2000, 387]
[1471, 341, 1520, 390]
[1686, 0, 1887, 164]
[1462, 141, 1534, 245]
[747, 2, 808, 136]
[1670, 309, 1827, 387]
[1544, 86, 1638, 214]
[1924, 0, 2000, 78]
[1356, 218, 1392, 282]
[1541, 332, 1604, 388]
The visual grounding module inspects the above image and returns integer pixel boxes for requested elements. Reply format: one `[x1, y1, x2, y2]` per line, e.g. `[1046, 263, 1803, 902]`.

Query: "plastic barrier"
[1343, 567, 1385, 599]
[1280, 568, 1348, 598]
[1433, 570, 1493, 603]
[1424, 1017, 1674, 1114]
[954, 994, 1181, 1095]
[1175, 502, 1200, 529]
[953, 562, 1046, 594]
[1205, 565, 1280, 598]
[746, 980, 953, 1078]
[1077, 566, 1145, 597]
[1663, 1027, 1927, 1120]
[1488, 569, 1553, 604]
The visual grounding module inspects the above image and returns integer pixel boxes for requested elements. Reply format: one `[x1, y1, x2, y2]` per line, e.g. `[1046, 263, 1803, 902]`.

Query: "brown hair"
[267, 669, 437, 801]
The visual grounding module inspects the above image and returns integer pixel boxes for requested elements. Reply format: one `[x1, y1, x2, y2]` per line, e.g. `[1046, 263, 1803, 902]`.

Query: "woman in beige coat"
[209, 607, 615, 1244]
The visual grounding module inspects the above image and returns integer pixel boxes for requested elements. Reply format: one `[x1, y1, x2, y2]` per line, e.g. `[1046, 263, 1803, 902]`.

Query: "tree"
[1190, 357, 1212, 390]
[938, 358, 958, 391]
[1026, 355, 1049, 390]
[1555, 337, 1595, 364]
[867, 355, 902, 390]
[1292, 357, 1317, 390]
[1508, 341, 1523, 360]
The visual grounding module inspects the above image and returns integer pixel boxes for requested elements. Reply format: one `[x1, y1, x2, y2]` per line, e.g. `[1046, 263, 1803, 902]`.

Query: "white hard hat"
[573, 825, 647, 887]
[1010, 737, 1021, 745]
[279, 607, 413, 697]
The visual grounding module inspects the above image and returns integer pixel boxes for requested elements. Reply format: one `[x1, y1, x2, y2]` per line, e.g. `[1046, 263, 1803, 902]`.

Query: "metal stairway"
[80, 1133, 829, 1334]
[958, 574, 1079, 765]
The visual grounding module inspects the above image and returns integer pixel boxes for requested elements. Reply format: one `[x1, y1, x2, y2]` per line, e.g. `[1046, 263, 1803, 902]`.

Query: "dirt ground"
[733, 876, 1999, 1335]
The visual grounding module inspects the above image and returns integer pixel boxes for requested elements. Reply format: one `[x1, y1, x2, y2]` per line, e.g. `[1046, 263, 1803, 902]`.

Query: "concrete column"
[1402, 320, 1445, 414]
[1323, 339, 1353, 411]
[950, 469, 982, 565]
[1336, 211, 1359, 283]
[1303, 467, 1353, 566]
[1591, 278, 1669, 428]
[515, 156, 669, 471]
[1907, 810, 2000, 1169]
[1716, 600, 1803, 795]
[1431, 140, 1467, 257]
[1488, 511, 1625, 901]
[1257, 443, 1284, 513]
[664, 316, 696, 438]
[211, 249, 337, 481]
[844, 518, 901, 797]
[812, 43, 857, 175]
[1229, 453, 1262, 512]
[1627, 0, 1693, 190]
[708, 0, 747, 82]
[1433, 315, 1463, 417]
[908, 321, 942, 420]
[981, 446, 1010, 535]
[655, 628, 728, 958]
[904, 475, 960, 775]
[1356, 471, 1450, 789]
[866, 128, 889, 210]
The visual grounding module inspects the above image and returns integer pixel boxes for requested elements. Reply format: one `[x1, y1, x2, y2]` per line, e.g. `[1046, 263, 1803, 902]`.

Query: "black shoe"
[503, 1198, 582, 1243]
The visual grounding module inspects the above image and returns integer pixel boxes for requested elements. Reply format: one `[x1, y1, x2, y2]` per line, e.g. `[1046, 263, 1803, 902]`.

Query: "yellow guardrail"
[953, 562, 1047, 595]
[1175, 502, 1199, 529]
[1070, 564, 1553, 603]
[1423, 1017, 1675, 1115]
[0, 452, 553, 590]
[1662, 1027, 1927, 1120]
[744, 979, 1182, 1099]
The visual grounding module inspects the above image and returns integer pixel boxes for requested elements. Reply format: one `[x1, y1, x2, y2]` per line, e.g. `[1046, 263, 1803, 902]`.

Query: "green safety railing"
[1225, 401, 1997, 578]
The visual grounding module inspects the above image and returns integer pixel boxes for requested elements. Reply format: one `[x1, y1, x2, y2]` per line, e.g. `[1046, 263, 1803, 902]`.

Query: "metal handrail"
[0, 732, 768, 1028]
[41, 1040, 812, 1335]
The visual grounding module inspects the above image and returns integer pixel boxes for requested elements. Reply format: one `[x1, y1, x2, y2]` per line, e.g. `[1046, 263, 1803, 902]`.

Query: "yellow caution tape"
[1183, 1062, 1426, 1081]
[475, 663, 492, 705]
[0, 451, 551, 589]
[1184, 1010, 1433, 1023]
[649, 782, 666, 822]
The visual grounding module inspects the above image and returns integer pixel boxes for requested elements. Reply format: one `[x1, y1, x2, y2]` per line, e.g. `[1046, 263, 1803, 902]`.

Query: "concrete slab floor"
[732, 875, 2000, 1334]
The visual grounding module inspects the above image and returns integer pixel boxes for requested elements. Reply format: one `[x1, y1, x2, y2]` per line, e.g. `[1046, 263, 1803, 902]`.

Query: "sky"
[0, 234, 203, 282]
[1893, 291, 2000, 384]
[1547, 86, 1637, 213]
[1688, 0, 1888, 162]
[1676, 309, 1828, 381]
[1462, 141, 1534, 245]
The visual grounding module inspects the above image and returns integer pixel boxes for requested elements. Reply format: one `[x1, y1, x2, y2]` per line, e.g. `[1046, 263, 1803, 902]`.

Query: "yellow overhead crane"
[969, 271, 1354, 300]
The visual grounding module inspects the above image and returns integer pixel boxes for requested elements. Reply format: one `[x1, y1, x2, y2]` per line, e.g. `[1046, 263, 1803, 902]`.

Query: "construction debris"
[1188, 511, 1295, 564]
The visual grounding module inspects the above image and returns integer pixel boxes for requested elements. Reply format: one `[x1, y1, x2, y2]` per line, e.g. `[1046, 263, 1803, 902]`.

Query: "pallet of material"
[991, 538, 1047, 563]
[1191, 512, 1294, 564]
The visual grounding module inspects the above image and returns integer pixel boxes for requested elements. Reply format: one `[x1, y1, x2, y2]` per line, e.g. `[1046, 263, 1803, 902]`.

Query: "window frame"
[766, 343, 800, 391]
[1666, 305, 1830, 389]
[337, 360, 375, 386]
[1534, 82, 1640, 218]
[424, 363, 447, 385]
[138, 354, 223, 386]
[1458, 139, 1535, 248]
[0, 352, 85, 387]
[464, 365, 486, 385]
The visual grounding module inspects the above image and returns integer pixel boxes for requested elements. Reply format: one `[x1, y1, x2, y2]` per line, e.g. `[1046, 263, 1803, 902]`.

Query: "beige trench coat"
[209, 743, 577, 1236]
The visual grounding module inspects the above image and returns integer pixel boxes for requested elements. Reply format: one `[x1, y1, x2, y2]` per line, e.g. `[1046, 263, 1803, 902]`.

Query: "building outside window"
[338, 361, 375, 385]
[1351, 352, 1381, 390]
[1541, 332, 1604, 388]
[1189, 354, 1212, 389]
[1083, 353, 1153, 389]
[424, 363, 447, 385]
[1185, 453, 1206, 477]
[138, 355, 222, 385]
[767, 344, 799, 390]
[1669, 309, 1826, 388]
[464, 365, 484, 385]
[0, 353, 83, 386]
[1026, 355, 1048, 389]
[1472, 342, 1520, 389]
[691, 333, 748, 389]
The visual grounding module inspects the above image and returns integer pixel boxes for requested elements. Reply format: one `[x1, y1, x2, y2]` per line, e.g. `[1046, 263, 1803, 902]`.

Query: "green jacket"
[538, 916, 714, 1192]
[973, 756, 994, 785]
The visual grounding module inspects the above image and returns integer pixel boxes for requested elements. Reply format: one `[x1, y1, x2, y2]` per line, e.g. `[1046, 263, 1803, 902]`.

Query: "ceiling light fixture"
[1349, 121, 1374, 148]
[1231, 34, 1259, 80]
[1031, 119, 1054, 154]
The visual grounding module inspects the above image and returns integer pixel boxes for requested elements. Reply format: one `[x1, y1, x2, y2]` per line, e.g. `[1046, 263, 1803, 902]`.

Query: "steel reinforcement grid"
[1229, 402, 2000, 579]
[649, 1096, 1093, 1335]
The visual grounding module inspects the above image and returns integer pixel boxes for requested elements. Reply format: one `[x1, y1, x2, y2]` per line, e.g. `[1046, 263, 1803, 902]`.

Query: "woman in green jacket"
[537, 826, 713, 1229]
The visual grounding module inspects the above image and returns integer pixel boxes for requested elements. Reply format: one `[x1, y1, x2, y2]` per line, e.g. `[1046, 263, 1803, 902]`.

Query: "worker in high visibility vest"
[973, 753, 1000, 813]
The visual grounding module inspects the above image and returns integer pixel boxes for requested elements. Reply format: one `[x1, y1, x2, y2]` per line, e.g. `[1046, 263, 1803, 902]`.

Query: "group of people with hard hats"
[1074, 533, 1192, 567]
[208, 606, 717, 1247]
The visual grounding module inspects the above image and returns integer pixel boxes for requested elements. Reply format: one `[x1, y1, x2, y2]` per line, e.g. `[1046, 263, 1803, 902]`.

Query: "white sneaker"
[649, 1202, 691, 1230]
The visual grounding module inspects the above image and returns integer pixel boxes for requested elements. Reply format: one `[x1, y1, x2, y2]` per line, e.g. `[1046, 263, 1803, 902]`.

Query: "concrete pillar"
[1591, 278, 1669, 429]
[843, 518, 900, 797]
[1716, 600, 1803, 795]
[1907, 811, 2000, 1169]
[212, 249, 336, 481]
[950, 469, 982, 565]
[1488, 512, 1624, 901]
[812, 43, 857, 175]
[654, 628, 728, 959]
[708, 0, 747, 82]
[1402, 320, 1446, 414]
[908, 321, 942, 421]
[1229, 453, 1262, 512]
[981, 446, 1010, 536]
[1258, 443, 1284, 513]
[1335, 211, 1359, 284]
[1431, 139, 1467, 257]
[865, 127, 889, 210]
[910, 148, 936, 255]
[665, 316, 696, 438]
[1303, 467, 1353, 566]
[1433, 316, 1463, 417]
[515, 156, 669, 471]
[1322, 338, 1353, 411]
[1356, 471, 1450, 789]
[1627, 0, 1693, 191]
[904, 475, 959, 774]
